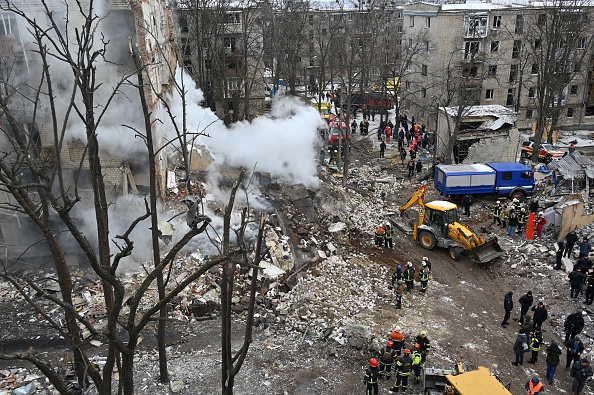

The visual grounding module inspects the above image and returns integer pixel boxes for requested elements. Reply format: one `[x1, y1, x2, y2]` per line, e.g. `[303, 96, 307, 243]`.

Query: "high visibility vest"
[375, 227, 385, 238]
[412, 351, 422, 366]
[420, 268, 430, 281]
[405, 268, 415, 281]
[385, 229, 393, 239]
[527, 381, 543, 395]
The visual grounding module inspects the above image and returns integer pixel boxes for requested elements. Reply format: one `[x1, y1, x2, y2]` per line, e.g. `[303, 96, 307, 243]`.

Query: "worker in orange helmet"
[378, 340, 397, 379]
[389, 327, 406, 356]
[364, 358, 380, 395]
[390, 348, 412, 393]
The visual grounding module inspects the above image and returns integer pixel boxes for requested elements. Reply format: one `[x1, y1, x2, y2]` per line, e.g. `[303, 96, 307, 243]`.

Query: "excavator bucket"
[388, 211, 416, 236]
[466, 238, 505, 263]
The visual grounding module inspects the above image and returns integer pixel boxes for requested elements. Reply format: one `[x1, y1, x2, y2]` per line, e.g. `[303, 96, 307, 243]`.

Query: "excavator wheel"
[449, 246, 463, 261]
[419, 230, 437, 250]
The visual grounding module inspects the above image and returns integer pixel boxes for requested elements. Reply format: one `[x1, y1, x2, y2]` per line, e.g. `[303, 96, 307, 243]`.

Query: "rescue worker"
[389, 328, 406, 356]
[391, 266, 404, 309]
[378, 340, 397, 379]
[364, 358, 380, 395]
[570, 357, 593, 395]
[422, 257, 432, 272]
[525, 376, 544, 395]
[374, 225, 385, 248]
[512, 195, 521, 213]
[411, 343, 422, 383]
[520, 315, 533, 336]
[404, 262, 415, 291]
[415, 331, 431, 365]
[517, 208, 527, 234]
[329, 149, 338, 165]
[535, 212, 546, 238]
[419, 261, 430, 293]
[384, 225, 393, 249]
[390, 348, 412, 393]
[527, 328, 542, 364]
[351, 119, 357, 134]
[500, 205, 510, 228]
[491, 201, 502, 225]
[399, 148, 407, 164]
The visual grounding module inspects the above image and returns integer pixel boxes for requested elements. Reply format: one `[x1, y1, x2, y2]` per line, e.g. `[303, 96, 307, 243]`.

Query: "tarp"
[445, 367, 512, 395]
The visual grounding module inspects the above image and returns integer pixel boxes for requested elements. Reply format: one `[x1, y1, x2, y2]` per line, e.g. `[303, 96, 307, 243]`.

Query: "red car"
[520, 141, 566, 162]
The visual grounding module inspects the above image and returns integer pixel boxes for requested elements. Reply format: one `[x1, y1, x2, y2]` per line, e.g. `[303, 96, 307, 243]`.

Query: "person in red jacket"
[536, 212, 546, 238]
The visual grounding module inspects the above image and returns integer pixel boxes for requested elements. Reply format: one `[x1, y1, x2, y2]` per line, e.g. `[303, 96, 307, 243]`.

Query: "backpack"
[522, 341, 529, 351]
[383, 349, 393, 361]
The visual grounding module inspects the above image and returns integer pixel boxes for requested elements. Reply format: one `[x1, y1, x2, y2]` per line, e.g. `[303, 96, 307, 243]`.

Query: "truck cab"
[486, 162, 534, 200]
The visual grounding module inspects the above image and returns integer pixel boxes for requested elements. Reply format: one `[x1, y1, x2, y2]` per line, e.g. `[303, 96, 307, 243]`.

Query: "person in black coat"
[529, 199, 539, 214]
[585, 269, 594, 305]
[565, 336, 585, 369]
[512, 330, 528, 366]
[565, 230, 579, 258]
[531, 302, 548, 331]
[502, 291, 513, 327]
[555, 241, 565, 270]
[462, 195, 472, 216]
[545, 340, 562, 384]
[564, 311, 586, 341]
[518, 291, 533, 321]
[569, 269, 586, 300]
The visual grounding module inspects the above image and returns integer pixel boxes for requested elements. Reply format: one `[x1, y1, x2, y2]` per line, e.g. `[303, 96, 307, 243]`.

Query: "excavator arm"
[398, 184, 427, 240]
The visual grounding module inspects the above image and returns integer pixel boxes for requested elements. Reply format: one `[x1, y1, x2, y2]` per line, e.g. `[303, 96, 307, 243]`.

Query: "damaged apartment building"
[0, 0, 178, 269]
[400, 0, 594, 138]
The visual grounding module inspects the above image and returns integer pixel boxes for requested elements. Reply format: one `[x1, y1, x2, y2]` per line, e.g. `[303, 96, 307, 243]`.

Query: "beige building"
[400, 0, 594, 137]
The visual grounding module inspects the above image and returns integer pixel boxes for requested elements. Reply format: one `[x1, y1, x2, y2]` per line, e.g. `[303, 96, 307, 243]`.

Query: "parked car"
[520, 141, 566, 162]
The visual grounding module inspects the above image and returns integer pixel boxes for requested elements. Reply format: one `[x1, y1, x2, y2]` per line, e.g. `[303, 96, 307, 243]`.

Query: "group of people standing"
[491, 197, 546, 237]
[364, 328, 431, 394]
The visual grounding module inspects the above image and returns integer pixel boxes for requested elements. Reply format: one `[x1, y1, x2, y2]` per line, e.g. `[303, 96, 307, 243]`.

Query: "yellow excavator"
[390, 184, 504, 263]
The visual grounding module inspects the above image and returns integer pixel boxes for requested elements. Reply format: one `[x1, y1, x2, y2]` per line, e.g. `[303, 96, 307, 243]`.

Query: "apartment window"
[488, 65, 497, 77]
[567, 107, 574, 118]
[425, 40, 429, 52]
[574, 63, 581, 72]
[183, 60, 192, 75]
[347, 13, 353, 21]
[421, 87, 426, 98]
[537, 14, 546, 26]
[408, 38, 413, 48]
[512, 40, 521, 58]
[179, 15, 189, 33]
[180, 38, 191, 56]
[492, 15, 501, 28]
[531, 63, 538, 74]
[398, 11, 403, 19]
[579, 37, 587, 49]
[397, 26, 403, 33]
[225, 13, 240, 24]
[409, 16, 414, 27]
[308, 31, 314, 40]
[515, 15, 523, 34]
[534, 39, 541, 50]
[485, 89, 494, 100]
[308, 15, 313, 25]
[570, 85, 578, 95]
[509, 64, 517, 82]
[528, 87, 535, 98]
[223, 36, 236, 50]
[506, 88, 515, 106]
[491, 41, 499, 52]
[421, 64, 428, 76]
[464, 41, 480, 59]
[227, 78, 242, 91]
[425, 17, 431, 28]
[398, 38, 403, 46]
[463, 65, 478, 77]
[526, 109, 533, 119]
[405, 81, 411, 91]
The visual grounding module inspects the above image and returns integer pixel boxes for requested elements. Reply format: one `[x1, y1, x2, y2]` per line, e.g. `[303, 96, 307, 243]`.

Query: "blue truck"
[434, 162, 535, 200]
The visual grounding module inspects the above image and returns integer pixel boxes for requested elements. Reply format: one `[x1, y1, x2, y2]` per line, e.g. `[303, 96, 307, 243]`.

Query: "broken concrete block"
[170, 380, 185, 393]
[13, 382, 35, 395]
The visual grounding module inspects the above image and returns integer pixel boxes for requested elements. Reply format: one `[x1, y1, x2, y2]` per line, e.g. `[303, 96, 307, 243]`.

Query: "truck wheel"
[419, 230, 437, 250]
[512, 191, 526, 201]
[449, 246, 463, 261]
[520, 150, 528, 159]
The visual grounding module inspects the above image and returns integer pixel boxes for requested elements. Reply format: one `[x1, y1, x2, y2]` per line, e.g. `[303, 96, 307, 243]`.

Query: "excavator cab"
[424, 202, 458, 238]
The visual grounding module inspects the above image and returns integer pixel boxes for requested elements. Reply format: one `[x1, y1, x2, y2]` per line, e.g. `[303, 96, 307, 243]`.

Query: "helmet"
[387, 340, 394, 347]
[370, 358, 378, 367]
[407, 262, 413, 267]
[521, 207, 526, 212]
[538, 211, 543, 216]
[420, 331, 427, 336]
[514, 195, 519, 199]
[404, 348, 411, 354]
[397, 265, 402, 270]
[496, 200, 500, 204]
[414, 343, 421, 350]
[422, 257, 428, 261]
[421, 261, 427, 267]
[531, 377, 539, 384]
[395, 326, 402, 332]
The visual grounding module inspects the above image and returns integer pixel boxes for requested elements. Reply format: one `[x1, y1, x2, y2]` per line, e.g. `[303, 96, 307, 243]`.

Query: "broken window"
[488, 65, 497, 77]
[422, 64, 427, 76]
[509, 64, 517, 82]
[397, 25, 403, 33]
[308, 31, 313, 40]
[225, 13, 240, 24]
[570, 85, 578, 95]
[531, 63, 538, 74]
[179, 14, 189, 33]
[537, 14, 546, 27]
[398, 11, 403, 19]
[534, 39, 541, 50]
[515, 15, 523, 34]
[421, 87, 426, 98]
[492, 15, 501, 28]
[485, 89, 494, 100]
[528, 87, 535, 98]
[574, 62, 581, 72]
[526, 109, 533, 119]
[521, 171, 533, 180]
[579, 37, 587, 49]
[491, 41, 499, 52]
[308, 15, 313, 25]
[567, 107, 574, 118]
[464, 14, 488, 37]
[512, 40, 521, 58]
[463, 65, 478, 77]
[464, 40, 480, 59]
[506, 88, 515, 106]
[223, 36, 236, 51]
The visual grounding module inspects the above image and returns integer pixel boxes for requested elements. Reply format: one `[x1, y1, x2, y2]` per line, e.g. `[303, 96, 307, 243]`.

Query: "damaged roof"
[546, 151, 594, 180]
[441, 105, 517, 131]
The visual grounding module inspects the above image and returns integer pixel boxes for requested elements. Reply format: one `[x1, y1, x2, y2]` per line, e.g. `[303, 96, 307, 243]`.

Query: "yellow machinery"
[424, 364, 512, 395]
[391, 184, 504, 263]
[312, 102, 331, 120]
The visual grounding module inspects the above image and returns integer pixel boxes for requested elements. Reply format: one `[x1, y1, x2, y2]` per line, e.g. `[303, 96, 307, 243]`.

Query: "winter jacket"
[508, 213, 518, 227]
[529, 331, 543, 351]
[545, 342, 562, 366]
[579, 240, 592, 256]
[566, 232, 579, 245]
[565, 338, 585, 356]
[462, 195, 472, 207]
[521, 317, 533, 335]
[529, 201, 539, 213]
[569, 270, 586, 287]
[532, 305, 548, 324]
[570, 360, 593, 383]
[519, 293, 533, 310]
[514, 333, 528, 355]
[564, 313, 585, 335]
[504, 292, 514, 312]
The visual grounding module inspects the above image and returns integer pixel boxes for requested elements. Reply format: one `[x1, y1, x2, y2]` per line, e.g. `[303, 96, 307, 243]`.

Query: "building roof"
[441, 105, 517, 131]
[546, 151, 594, 180]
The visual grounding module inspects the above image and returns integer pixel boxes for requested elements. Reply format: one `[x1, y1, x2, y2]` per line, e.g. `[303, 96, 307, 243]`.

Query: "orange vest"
[527, 381, 543, 395]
